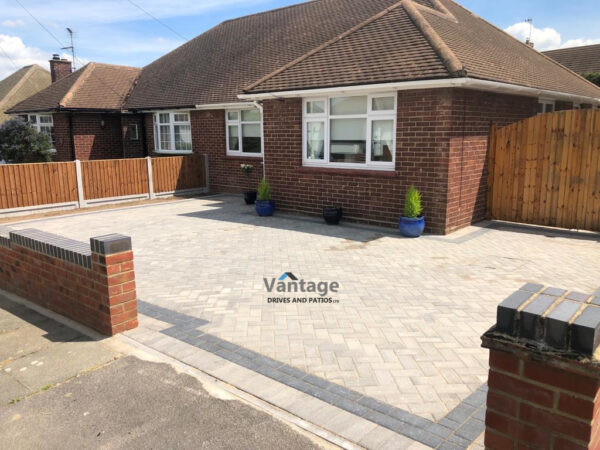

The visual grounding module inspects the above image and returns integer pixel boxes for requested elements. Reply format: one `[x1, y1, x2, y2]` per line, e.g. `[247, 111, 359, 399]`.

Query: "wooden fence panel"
[152, 155, 206, 194]
[81, 158, 149, 200]
[488, 109, 600, 231]
[0, 162, 77, 209]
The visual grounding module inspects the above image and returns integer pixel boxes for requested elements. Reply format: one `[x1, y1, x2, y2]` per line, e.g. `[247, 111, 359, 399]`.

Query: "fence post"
[146, 156, 155, 199]
[75, 159, 86, 208]
[204, 154, 210, 193]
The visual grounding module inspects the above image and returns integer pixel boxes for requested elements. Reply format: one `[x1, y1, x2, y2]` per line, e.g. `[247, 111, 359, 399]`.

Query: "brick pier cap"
[481, 284, 600, 450]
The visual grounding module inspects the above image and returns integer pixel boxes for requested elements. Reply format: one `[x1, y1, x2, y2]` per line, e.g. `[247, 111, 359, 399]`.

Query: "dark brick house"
[7, 0, 600, 233]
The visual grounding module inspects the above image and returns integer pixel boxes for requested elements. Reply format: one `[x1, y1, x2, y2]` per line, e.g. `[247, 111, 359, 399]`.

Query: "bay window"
[153, 111, 192, 153]
[303, 94, 396, 170]
[28, 114, 55, 149]
[226, 108, 262, 156]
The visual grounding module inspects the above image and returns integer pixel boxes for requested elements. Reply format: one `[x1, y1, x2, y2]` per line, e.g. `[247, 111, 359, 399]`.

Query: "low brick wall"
[0, 229, 138, 335]
[482, 285, 600, 449]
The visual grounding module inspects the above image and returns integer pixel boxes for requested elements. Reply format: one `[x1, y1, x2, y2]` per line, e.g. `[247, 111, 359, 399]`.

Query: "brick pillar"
[482, 284, 600, 449]
[91, 234, 138, 335]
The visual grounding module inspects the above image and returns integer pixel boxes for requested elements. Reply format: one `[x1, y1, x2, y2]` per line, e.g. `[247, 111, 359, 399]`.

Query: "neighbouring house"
[6, 0, 600, 233]
[8, 55, 141, 161]
[544, 44, 600, 77]
[0, 65, 51, 125]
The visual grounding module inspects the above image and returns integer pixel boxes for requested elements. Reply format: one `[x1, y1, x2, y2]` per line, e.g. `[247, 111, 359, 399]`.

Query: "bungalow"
[7, 0, 600, 234]
[543, 44, 600, 88]
[0, 64, 50, 125]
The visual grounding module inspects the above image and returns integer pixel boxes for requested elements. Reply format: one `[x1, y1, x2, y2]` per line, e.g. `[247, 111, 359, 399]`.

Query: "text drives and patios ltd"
[263, 273, 340, 304]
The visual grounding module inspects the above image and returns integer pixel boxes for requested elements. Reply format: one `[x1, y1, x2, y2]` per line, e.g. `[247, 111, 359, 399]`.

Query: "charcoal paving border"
[138, 300, 485, 449]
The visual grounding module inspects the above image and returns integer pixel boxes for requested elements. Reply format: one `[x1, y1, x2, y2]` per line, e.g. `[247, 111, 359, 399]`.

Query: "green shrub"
[403, 185, 423, 218]
[582, 72, 600, 87]
[257, 177, 271, 201]
[0, 118, 52, 163]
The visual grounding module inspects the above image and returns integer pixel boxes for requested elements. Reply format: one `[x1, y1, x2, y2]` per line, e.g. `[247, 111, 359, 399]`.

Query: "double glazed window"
[153, 111, 192, 153]
[226, 109, 262, 156]
[28, 114, 54, 148]
[537, 99, 555, 115]
[303, 94, 396, 170]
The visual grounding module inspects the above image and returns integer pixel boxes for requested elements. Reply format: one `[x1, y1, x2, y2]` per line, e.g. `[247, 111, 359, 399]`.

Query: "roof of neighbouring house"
[125, 0, 600, 109]
[7, 63, 141, 114]
[0, 65, 51, 122]
[543, 44, 600, 74]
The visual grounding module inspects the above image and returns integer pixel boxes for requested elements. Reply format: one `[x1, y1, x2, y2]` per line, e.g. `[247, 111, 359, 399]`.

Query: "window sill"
[153, 150, 193, 155]
[298, 166, 396, 177]
[225, 153, 264, 160]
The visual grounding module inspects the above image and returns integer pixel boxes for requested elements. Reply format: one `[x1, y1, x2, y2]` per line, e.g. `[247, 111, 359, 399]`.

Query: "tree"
[582, 72, 600, 87]
[0, 117, 52, 163]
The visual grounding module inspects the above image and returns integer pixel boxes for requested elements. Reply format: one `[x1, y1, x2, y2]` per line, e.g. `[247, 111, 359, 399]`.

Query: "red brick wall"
[121, 114, 145, 158]
[486, 349, 600, 449]
[52, 113, 73, 161]
[0, 231, 138, 336]
[446, 90, 537, 232]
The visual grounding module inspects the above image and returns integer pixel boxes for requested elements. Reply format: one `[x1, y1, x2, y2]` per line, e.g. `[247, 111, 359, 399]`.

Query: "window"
[28, 114, 54, 149]
[537, 99, 555, 115]
[153, 111, 192, 153]
[226, 108, 262, 156]
[128, 124, 139, 141]
[303, 94, 396, 170]
[573, 103, 581, 110]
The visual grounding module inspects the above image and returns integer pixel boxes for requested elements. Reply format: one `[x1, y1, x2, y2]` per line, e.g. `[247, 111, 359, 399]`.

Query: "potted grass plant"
[323, 206, 343, 225]
[255, 177, 275, 216]
[240, 164, 257, 204]
[399, 185, 425, 237]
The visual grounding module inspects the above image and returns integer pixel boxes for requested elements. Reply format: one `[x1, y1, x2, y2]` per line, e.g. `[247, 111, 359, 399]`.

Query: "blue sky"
[0, 0, 599, 79]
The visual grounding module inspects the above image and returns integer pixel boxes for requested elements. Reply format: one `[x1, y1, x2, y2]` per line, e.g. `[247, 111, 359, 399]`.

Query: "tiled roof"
[8, 63, 141, 114]
[0, 65, 51, 121]
[543, 44, 600, 74]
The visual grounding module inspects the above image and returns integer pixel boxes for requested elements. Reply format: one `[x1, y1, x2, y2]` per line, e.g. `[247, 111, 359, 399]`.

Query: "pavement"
[3, 194, 599, 448]
[0, 293, 332, 450]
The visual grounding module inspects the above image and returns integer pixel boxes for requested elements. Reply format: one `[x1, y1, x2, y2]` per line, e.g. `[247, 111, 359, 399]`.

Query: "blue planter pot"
[255, 200, 275, 216]
[399, 216, 425, 237]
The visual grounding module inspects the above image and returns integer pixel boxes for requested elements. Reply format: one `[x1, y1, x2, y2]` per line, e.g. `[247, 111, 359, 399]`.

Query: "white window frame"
[573, 103, 581, 110]
[129, 124, 139, 141]
[537, 99, 555, 115]
[302, 93, 396, 171]
[225, 108, 263, 157]
[153, 111, 193, 154]
[28, 114, 56, 153]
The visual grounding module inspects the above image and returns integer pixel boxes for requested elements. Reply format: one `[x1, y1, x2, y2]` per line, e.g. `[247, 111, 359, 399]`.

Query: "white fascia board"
[195, 102, 256, 110]
[238, 78, 600, 105]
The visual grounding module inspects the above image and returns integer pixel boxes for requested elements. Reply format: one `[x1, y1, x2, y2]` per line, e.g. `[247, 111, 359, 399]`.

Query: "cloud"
[1, 19, 26, 28]
[504, 22, 561, 51]
[505, 21, 600, 51]
[0, 34, 49, 79]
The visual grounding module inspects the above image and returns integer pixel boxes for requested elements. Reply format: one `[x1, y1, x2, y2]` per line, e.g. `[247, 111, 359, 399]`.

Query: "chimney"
[49, 54, 72, 83]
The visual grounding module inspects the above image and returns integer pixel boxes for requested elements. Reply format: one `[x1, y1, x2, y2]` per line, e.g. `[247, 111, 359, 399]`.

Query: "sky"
[0, 0, 599, 80]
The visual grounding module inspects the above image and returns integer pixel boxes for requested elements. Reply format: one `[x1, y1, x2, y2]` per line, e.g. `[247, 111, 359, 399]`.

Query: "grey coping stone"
[571, 306, 600, 355]
[521, 283, 544, 293]
[544, 300, 582, 349]
[591, 297, 600, 306]
[519, 294, 557, 340]
[543, 287, 568, 297]
[497, 290, 535, 335]
[566, 291, 592, 303]
[8, 228, 91, 267]
[90, 234, 132, 255]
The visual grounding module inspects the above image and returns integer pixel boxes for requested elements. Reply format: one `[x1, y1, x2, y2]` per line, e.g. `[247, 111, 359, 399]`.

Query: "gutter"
[238, 77, 600, 105]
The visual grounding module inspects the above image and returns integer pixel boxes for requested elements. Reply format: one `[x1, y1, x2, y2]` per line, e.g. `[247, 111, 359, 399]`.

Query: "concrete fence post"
[482, 284, 600, 449]
[74, 159, 86, 208]
[146, 156, 155, 199]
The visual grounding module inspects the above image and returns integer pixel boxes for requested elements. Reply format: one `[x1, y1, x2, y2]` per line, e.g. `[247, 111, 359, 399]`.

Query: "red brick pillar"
[482, 284, 600, 449]
[91, 234, 138, 335]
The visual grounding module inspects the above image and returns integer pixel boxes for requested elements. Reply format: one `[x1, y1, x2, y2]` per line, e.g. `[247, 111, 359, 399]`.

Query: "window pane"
[228, 125, 239, 151]
[174, 124, 192, 150]
[159, 125, 172, 150]
[40, 126, 54, 146]
[371, 120, 394, 162]
[330, 96, 367, 115]
[39, 115, 52, 124]
[330, 118, 366, 163]
[545, 104, 554, 113]
[306, 101, 325, 115]
[242, 123, 261, 153]
[241, 109, 261, 122]
[159, 113, 170, 124]
[28, 115, 37, 124]
[537, 103, 545, 114]
[372, 97, 395, 111]
[227, 111, 238, 121]
[306, 122, 324, 160]
[174, 113, 189, 122]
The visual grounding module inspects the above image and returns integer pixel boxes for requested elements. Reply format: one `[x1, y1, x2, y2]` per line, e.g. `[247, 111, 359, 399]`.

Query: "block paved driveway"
[10, 195, 599, 425]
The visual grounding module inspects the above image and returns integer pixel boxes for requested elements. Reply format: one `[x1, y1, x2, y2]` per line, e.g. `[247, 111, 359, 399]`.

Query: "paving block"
[571, 306, 600, 356]
[519, 295, 556, 340]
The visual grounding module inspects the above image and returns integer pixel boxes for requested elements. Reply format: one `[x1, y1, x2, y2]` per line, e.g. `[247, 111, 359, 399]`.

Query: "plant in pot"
[399, 185, 425, 237]
[255, 177, 275, 216]
[323, 205, 342, 225]
[240, 164, 257, 204]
